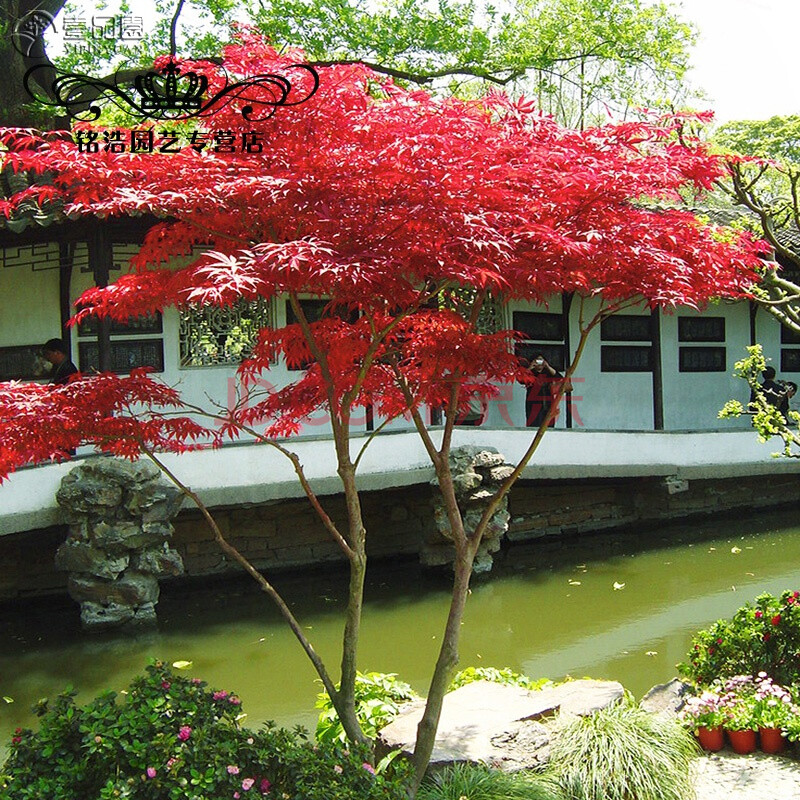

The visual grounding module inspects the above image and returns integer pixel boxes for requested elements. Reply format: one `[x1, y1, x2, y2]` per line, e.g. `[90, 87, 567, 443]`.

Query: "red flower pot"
[727, 728, 757, 754]
[759, 727, 786, 754]
[696, 726, 725, 752]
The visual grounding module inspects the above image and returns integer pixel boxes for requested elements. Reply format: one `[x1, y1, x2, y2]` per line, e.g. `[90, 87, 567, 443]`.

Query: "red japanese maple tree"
[0, 32, 762, 788]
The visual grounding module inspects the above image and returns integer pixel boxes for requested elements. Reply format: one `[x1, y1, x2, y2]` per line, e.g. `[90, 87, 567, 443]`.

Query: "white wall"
[0, 240, 788, 435]
[0, 249, 61, 348]
[661, 303, 752, 431]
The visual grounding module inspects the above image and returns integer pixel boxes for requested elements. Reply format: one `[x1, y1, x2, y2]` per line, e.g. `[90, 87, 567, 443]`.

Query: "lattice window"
[180, 299, 275, 367]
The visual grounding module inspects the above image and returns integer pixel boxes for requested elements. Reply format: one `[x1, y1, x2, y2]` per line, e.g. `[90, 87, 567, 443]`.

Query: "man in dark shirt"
[42, 338, 78, 385]
[758, 367, 785, 408]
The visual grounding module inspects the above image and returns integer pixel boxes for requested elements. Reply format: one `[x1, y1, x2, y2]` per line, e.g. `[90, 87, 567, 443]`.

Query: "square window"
[679, 346, 726, 372]
[781, 349, 800, 373]
[600, 315, 651, 342]
[678, 317, 725, 342]
[512, 311, 564, 341]
[601, 345, 653, 372]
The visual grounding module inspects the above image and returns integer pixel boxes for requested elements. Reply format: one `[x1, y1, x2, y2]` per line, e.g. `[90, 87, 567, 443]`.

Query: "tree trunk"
[336, 460, 371, 747]
[410, 540, 475, 791]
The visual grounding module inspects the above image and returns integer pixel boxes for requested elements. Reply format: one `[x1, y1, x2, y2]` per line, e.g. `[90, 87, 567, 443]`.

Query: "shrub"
[547, 699, 699, 800]
[0, 662, 410, 800]
[417, 763, 562, 800]
[449, 666, 552, 692]
[315, 667, 552, 744]
[678, 590, 800, 686]
[315, 671, 418, 743]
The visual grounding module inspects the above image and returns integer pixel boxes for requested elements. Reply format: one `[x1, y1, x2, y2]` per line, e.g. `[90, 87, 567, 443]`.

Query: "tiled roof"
[0, 165, 69, 233]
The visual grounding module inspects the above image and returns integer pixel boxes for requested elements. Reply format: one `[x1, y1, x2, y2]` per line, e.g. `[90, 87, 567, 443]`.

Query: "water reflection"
[2, 508, 800, 752]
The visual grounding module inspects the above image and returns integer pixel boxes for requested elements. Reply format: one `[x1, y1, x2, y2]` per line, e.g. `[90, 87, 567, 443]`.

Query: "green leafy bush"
[418, 763, 562, 800]
[678, 590, 800, 686]
[315, 671, 418, 744]
[0, 662, 409, 800]
[449, 666, 552, 692]
[547, 699, 698, 800]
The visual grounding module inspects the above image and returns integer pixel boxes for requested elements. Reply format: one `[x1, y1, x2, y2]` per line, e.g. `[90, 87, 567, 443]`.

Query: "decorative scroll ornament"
[22, 58, 319, 122]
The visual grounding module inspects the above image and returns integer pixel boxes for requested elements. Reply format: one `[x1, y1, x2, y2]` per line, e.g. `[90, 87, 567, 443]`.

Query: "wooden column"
[562, 292, 574, 429]
[87, 223, 113, 372]
[58, 242, 74, 352]
[650, 307, 664, 430]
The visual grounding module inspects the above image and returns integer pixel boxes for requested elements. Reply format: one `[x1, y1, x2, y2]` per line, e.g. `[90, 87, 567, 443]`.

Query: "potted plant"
[750, 672, 795, 754]
[718, 675, 758, 754]
[681, 691, 726, 751]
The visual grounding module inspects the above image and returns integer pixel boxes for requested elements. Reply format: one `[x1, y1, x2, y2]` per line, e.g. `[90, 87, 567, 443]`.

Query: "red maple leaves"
[0, 32, 765, 474]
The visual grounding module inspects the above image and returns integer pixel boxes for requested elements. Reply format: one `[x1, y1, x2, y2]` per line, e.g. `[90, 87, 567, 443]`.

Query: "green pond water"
[3, 508, 800, 751]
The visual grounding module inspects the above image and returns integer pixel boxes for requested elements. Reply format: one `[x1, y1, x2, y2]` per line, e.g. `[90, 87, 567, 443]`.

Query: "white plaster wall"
[0, 256, 61, 348]
[3, 428, 798, 536]
[661, 304, 752, 431]
[568, 298, 653, 431]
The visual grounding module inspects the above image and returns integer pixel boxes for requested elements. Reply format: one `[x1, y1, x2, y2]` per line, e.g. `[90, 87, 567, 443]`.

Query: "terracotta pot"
[696, 726, 725, 752]
[759, 727, 786, 754]
[727, 728, 757, 754]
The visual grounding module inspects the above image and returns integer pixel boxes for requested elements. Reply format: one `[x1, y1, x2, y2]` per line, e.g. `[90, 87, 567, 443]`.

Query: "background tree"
[0, 34, 760, 792]
[711, 115, 800, 334]
[2, 0, 696, 129]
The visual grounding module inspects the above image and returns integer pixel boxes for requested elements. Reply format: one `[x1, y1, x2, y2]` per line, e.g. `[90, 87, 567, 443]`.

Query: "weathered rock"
[80, 601, 135, 630]
[378, 679, 624, 769]
[640, 678, 692, 715]
[131, 547, 184, 576]
[55, 540, 129, 579]
[488, 465, 515, 482]
[452, 471, 482, 494]
[56, 457, 185, 631]
[423, 446, 514, 573]
[550, 679, 625, 716]
[471, 451, 506, 470]
[68, 572, 160, 606]
[57, 478, 123, 513]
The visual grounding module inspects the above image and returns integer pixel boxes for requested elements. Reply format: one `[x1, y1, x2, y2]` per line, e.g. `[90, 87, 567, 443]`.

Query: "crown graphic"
[134, 60, 208, 114]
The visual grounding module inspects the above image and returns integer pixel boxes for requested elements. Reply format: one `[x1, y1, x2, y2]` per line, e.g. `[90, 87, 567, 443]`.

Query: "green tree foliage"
[256, 0, 697, 126]
[35, 0, 696, 129]
[707, 117, 800, 335]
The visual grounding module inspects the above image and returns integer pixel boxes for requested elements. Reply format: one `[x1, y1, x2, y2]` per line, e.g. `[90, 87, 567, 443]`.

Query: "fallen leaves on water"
[613, 582, 626, 591]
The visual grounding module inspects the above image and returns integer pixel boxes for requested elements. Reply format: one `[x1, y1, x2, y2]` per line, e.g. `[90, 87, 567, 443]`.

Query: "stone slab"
[378, 678, 624, 767]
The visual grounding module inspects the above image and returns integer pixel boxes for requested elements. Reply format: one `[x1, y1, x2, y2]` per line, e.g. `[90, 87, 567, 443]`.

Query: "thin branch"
[138, 443, 341, 703]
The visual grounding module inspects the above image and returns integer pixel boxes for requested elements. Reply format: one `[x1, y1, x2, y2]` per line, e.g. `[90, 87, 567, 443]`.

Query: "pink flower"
[228, 695, 242, 705]
[227, 765, 240, 775]
[362, 762, 376, 775]
[213, 690, 229, 700]
[191, 677, 203, 685]
[242, 777, 255, 791]
[755, 610, 763, 619]
[234, 794, 240, 799]
[167, 758, 177, 769]
[178, 726, 192, 741]
[146, 767, 157, 779]
[161, 681, 171, 690]
[772, 614, 782, 626]
[259, 778, 271, 793]
[333, 765, 343, 774]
